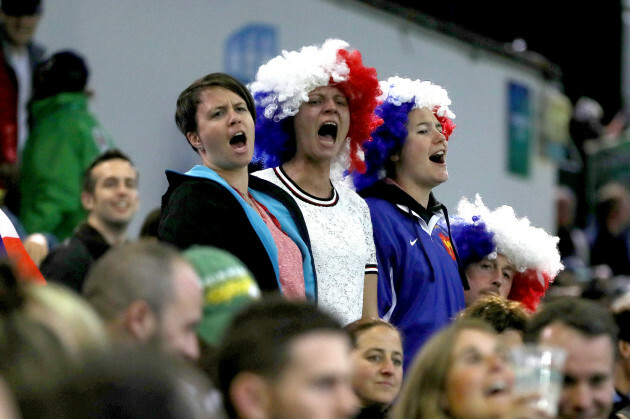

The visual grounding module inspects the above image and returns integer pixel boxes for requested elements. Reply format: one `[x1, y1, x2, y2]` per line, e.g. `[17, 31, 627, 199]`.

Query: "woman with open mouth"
[353, 76, 467, 372]
[159, 72, 316, 299]
[249, 39, 382, 324]
[391, 318, 549, 419]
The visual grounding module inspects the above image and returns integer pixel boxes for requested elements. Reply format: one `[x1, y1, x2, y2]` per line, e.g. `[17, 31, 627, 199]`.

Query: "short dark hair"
[175, 72, 256, 153]
[32, 50, 88, 100]
[1, 0, 41, 16]
[525, 297, 618, 344]
[216, 297, 345, 419]
[82, 148, 136, 194]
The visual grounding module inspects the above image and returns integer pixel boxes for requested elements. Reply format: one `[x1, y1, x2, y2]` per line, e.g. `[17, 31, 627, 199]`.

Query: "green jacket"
[20, 92, 114, 241]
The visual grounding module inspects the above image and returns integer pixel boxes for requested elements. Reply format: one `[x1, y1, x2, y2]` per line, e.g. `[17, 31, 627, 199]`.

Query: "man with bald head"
[83, 239, 202, 362]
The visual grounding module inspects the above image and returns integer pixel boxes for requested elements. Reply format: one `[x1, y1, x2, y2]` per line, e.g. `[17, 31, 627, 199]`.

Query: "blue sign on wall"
[507, 81, 531, 177]
[224, 24, 278, 84]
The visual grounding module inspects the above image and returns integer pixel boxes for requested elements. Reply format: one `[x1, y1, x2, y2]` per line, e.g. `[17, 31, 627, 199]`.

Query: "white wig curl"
[378, 76, 456, 120]
[249, 38, 351, 121]
[455, 195, 562, 276]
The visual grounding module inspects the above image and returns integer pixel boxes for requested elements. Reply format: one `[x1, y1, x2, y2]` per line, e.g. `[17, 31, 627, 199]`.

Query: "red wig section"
[334, 48, 383, 173]
[507, 269, 552, 312]
[435, 113, 456, 141]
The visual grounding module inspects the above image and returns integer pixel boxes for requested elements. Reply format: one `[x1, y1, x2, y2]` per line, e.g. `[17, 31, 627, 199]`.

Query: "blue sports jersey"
[361, 180, 466, 371]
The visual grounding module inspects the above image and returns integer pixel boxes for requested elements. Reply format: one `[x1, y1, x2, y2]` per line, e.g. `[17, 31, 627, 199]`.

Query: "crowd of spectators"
[2, 1, 630, 418]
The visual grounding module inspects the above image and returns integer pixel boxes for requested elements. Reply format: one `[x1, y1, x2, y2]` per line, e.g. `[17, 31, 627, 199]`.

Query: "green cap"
[183, 245, 260, 345]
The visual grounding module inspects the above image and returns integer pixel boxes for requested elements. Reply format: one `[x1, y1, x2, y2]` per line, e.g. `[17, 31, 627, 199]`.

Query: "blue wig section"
[252, 90, 296, 169]
[353, 100, 415, 190]
[450, 217, 496, 268]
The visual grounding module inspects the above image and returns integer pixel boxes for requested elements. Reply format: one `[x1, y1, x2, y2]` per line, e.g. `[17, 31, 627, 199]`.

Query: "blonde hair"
[390, 319, 495, 419]
[25, 282, 109, 356]
[0, 265, 109, 392]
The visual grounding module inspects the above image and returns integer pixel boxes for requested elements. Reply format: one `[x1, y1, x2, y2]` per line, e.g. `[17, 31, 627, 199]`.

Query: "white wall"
[36, 0, 558, 235]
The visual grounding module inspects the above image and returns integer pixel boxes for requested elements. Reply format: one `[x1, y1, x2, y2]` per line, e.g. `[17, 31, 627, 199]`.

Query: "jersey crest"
[439, 232, 456, 261]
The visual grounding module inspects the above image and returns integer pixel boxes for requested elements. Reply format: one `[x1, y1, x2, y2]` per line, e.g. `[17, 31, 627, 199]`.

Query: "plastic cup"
[509, 344, 566, 417]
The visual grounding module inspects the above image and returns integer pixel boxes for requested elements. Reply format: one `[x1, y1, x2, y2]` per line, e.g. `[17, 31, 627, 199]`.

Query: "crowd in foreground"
[2, 0, 630, 418]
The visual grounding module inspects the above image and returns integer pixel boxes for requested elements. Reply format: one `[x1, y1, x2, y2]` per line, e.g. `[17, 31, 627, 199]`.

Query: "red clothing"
[0, 50, 18, 164]
[250, 194, 305, 299]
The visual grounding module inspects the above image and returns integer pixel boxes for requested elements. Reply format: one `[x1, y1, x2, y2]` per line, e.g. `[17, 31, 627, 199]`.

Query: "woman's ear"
[186, 132, 204, 151]
[390, 153, 400, 162]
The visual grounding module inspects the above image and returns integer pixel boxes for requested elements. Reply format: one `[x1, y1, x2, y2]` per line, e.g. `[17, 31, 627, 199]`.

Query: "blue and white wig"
[353, 76, 456, 191]
[451, 195, 563, 311]
[249, 39, 382, 174]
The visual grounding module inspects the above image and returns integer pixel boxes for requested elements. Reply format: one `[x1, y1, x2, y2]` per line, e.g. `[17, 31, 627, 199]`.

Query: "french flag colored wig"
[249, 39, 382, 174]
[353, 76, 456, 191]
[451, 195, 563, 312]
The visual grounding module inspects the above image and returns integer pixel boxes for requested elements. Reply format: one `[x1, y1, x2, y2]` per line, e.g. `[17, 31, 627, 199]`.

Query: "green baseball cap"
[183, 245, 260, 345]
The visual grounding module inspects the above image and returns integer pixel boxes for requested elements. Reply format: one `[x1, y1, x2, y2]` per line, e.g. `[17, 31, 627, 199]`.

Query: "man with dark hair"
[39, 149, 139, 291]
[525, 297, 618, 419]
[217, 297, 358, 419]
[0, 0, 44, 164]
[83, 239, 202, 362]
[19, 50, 115, 241]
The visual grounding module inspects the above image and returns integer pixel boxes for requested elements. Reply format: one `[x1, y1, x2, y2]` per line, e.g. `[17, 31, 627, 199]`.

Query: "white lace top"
[254, 167, 377, 324]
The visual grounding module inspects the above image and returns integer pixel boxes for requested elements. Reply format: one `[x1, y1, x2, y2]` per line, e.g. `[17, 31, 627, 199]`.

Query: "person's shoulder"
[165, 171, 228, 196]
[163, 175, 236, 215]
[41, 235, 90, 269]
[250, 167, 276, 182]
[40, 238, 92, 291]
[361, 200, 398, 232]
[334, 179, 360, 197]
[249, 170, 289, 196]
[250, 173, 303, 217]
[336, 182, 371, 211]
[362, 194, 396, 212]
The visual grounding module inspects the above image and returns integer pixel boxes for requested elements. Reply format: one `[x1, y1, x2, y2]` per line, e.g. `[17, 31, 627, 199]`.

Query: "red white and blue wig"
[249, 39, 382, 174]
[451, 195, 563, 312]
[352, 76, 456, 191]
